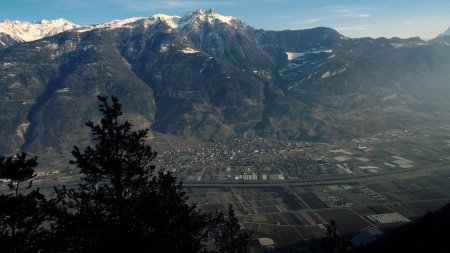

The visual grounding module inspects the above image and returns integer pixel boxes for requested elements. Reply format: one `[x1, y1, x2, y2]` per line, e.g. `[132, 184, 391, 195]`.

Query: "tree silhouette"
[213, 205, 253, 253]
[0, 153, 48, 253]
[53, 96, 208, 252]
[0, 153, 37, 197]
[312, 219, 349, 253]
[325, 219, 338, 241]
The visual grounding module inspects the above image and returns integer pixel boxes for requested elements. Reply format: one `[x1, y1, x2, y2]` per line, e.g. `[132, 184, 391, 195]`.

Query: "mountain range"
[439, 27, 450, 37]
[1, 9, 450, 155]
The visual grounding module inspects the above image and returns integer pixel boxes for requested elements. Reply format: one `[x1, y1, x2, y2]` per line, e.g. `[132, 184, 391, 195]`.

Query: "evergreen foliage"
[0, 96, 252, 252]
[310, 219, 350, 253]
[52, 96, 209, 252]
[0, 153, 37, 196]
[0, 153, 48, 253]
[212, 204, 253, 253]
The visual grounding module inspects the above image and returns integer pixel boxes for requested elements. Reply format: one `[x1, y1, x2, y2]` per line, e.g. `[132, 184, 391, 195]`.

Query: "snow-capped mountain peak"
[0, 10, 243, 46]
[78, 9, 238, 33]
[152, 14, 181, 29]
[77, 17, 147, 32]
[78, 14, 182, 32]
[0, 18, 79, 42]
[72, 9, 241, 37]
[177, 9, 237, 30]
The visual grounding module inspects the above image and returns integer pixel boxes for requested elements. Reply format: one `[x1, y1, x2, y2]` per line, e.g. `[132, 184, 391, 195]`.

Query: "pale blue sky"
[1, 0, 449, 39]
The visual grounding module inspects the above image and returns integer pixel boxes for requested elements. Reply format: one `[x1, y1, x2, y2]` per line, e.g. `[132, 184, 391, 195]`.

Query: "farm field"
[186, 169, 450, 251]
[3, 125, 450, 251]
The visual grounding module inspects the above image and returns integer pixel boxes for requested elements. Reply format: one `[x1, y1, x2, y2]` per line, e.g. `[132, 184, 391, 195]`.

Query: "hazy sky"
[1, 0, 449, 39]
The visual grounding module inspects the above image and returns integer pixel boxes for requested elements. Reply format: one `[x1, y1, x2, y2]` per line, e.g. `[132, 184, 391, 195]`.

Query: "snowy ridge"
[79, 9, 237, 33]
[0, 9, 240, 44]
[78, 17, 148, 32]
[177, 9, 236, 30]
[438, 27, 450, 37]
[154, 14, 181, 29]
[0, 18, 79, 42]
[78, 14, 181, 32]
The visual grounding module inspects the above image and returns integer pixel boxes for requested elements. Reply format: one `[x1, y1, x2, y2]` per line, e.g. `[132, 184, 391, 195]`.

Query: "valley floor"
[3, 123, 450, 252]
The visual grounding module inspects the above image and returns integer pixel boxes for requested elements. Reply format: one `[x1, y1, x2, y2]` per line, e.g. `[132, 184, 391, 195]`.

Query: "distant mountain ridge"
[1, 11, 448, 47]
[438, 27, 450, 37]
[0, 10, 242, 46]
[0, 18, 79, 43]
[1, 10, 450, 154]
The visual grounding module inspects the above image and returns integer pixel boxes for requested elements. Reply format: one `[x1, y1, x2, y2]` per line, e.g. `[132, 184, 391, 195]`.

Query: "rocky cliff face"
[1, 10, 450, 154]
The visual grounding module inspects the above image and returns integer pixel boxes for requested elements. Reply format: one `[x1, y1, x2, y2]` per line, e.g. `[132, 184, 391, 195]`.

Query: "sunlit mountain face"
[1, 5, 450, 252]
[1, 10, 450, 154]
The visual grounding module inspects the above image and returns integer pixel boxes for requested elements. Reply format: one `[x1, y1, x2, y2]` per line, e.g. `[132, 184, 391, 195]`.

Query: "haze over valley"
[1, 6, 450, 252]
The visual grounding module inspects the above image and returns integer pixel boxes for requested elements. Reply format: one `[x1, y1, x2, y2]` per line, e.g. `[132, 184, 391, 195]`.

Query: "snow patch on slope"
[179, 47, 199, 54]
[160, 44, 170, 53]
[321, 68, 346, 79]
[382, 93, 398, 101]
[285, 49, 333, 61]
[285, 52, 307, 61]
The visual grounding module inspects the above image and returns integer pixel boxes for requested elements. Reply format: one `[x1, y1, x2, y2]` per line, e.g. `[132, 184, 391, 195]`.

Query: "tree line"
[0, 96, 251, 253]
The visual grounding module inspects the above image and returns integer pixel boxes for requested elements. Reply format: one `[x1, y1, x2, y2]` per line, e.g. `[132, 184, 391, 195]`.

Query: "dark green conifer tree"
[312, 219, 349, 253]
[53, 96, 208, 252]
[213, 204, 253, 253]
[0, 153, 48, 252]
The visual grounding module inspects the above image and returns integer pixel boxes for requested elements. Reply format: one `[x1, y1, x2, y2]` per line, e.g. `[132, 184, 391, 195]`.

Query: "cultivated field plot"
[185, 169, 450, 246]
[336, 189, 377, 206]
[186, 187, 242, 213]
[180, 126, 450, 251]
[351, 205, 393, 216]
[295, 225, 326, 239]
[387, 200, 450, 219]
[315, 209, 370, 235]
[297, 192, 328, 209]
[243, 223, 305, 247]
